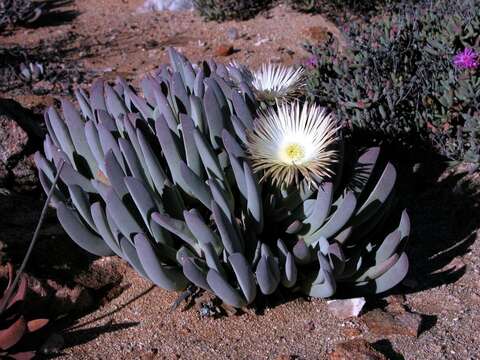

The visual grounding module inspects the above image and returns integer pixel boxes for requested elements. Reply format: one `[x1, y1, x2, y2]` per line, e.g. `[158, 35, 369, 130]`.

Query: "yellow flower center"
[283, 143, 305, 163]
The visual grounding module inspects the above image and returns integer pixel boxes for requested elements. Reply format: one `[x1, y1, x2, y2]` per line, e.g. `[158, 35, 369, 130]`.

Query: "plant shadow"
[372, 339, 405, 360]
[382, 145, 479, 295]
[40, 322, 139, 359]
[27, 10, 79, 28]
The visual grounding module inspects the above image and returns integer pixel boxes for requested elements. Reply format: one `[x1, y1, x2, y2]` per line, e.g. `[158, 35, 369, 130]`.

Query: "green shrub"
[193, 0, 272, 21]
[304, 0, 480, 165]
[288, 0, 395, 14]
[287, 0, 419, 23]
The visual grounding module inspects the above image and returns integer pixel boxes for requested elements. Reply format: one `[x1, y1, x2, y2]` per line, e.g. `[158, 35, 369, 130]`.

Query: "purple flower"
[305, 56, 318, 69]
[453, 48, 478, 69]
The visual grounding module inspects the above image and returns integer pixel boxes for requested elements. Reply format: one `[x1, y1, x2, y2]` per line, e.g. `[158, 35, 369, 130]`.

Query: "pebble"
[254, 38, 269, 46]
[214, 44, 235, 57]
[226, 27, 240, 41]
[329, 339, 386, 360]
[361, 309, 423, 337]
[327, 297, 366, 319]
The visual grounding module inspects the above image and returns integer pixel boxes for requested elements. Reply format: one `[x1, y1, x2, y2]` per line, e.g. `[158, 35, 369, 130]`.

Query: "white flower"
[246, 101, 339, 188]
[251, 64, 305, 102]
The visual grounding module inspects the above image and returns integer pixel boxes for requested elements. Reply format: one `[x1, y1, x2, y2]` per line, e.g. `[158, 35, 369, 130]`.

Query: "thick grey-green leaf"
[179, 161, 212, 209]
[206, 269, 246, 308]
[135, 233, 189, 291]
[106, 188, 144, 241]
[57, 202, 113, 256]
[244, 162, 263, 232]
[211, 201, 242, 255]
[229, 253, 256, 304]
[256, 256, 280, 295]
[90, 202, 123, 256]
[180, 114, 203, 177]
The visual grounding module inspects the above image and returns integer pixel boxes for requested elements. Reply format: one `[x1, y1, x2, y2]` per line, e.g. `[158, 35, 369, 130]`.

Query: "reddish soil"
[1, 1, 480, 359]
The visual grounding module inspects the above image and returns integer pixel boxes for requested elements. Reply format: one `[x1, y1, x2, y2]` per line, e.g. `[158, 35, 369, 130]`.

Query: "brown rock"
[214, 44, 234, 57]
[329, 339, 386, 360]
[361, 309, 422, 337]
[11, 154, 37, 191]
[302, 26, 332, 44]
[0, 114, 29, 164]
[0, 98, 43, 191]
[74, 257, 123, 290]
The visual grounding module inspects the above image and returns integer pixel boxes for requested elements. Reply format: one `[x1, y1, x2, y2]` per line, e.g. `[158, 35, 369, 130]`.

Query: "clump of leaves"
[0, 165, 63, 358]
[0, 33, 91, 95]
[287, 0, 416, 22]
[35, 48, 411, 309]
[0, 264, 49, 360]
[193, 0, 272, 21]
[304, 0, 480, 166]
[19, 62, 44, 82]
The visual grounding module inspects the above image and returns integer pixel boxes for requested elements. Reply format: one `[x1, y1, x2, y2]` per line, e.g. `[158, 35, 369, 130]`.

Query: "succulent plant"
[193, 0, 272, 22]
[18, 62, 44, 82]
[35, 48, 410, 308]
[0, 264, 49, 360]
[0, 0, 70, 31]
[304, 0, 480, 166]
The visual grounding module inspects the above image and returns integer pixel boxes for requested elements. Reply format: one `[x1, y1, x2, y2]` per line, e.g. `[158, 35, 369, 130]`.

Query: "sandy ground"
[1, 1, 480, 359]
[1, 0, 343, 98]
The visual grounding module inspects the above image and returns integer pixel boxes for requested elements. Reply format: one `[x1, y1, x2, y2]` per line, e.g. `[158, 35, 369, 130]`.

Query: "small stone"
[329, 339, 386, 360]
[361, 309, 422, 337]
[342, 327, 362, 338]
[254, 38, 269, 46]
[40, 333, 64, 354]
[226, 27, 239, 41]
[214, 44, 234, 57]
[327, 297, 366, 319]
